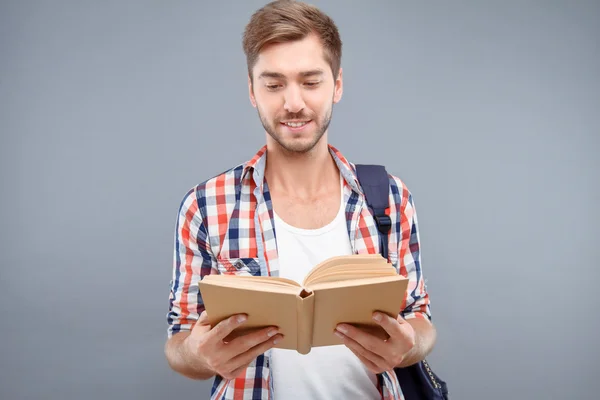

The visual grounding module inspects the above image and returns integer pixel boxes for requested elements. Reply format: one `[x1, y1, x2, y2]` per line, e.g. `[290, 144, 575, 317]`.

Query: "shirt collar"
[241, 144, 363, 195]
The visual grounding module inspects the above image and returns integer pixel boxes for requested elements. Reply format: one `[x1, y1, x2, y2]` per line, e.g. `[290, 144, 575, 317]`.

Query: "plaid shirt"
[167, 144, 431, 400]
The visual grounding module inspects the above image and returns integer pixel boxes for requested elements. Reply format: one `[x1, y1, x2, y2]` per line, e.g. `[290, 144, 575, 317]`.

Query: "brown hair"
[242, 0, 342, 81]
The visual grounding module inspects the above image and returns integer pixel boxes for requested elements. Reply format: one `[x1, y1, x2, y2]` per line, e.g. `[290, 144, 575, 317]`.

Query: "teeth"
[285, 121, 308, 128]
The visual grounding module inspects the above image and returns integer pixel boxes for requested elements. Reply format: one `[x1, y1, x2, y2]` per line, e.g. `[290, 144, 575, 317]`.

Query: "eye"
[304, 81, 320, 88]
[266, 84, 282, 91]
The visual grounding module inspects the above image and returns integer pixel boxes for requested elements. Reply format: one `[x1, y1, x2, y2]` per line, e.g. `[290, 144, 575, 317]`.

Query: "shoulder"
[347, 160, 415, 210]
[387, 173, 412, 205]
[386, 173, 418, 222]
[195, 163, 245, 201]
[178, 162, 246, 219]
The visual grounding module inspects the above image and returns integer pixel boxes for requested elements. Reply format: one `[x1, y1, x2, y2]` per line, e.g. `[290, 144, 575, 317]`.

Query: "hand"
[184, 311, 283, 380]
[335, 312, 415, 374]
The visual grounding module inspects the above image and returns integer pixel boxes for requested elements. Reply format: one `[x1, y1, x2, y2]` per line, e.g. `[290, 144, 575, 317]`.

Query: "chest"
[270, 190, 341, 230]
[208, 181, 393, 273]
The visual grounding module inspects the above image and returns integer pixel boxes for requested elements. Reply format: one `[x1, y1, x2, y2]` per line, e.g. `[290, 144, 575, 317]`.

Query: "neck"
[264, 136, 339, 198]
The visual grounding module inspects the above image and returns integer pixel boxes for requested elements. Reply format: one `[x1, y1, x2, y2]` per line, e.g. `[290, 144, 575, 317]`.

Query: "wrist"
[396, 318, 435, 368]
[396, 340, 421, 368]
[181, 334, 215, 376]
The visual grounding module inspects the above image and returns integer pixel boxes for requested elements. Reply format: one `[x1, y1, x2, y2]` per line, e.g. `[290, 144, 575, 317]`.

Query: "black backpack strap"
[355, 164, 391, 260]
[357, 165, 450, 399]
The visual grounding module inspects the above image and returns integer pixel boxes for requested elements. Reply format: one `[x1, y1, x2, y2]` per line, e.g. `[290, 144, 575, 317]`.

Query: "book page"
[214, 275, 301, 288]
[302, 254, 387, 286]
[306, 270, 397, 285]
[306, 274, 405, 292]
[305, 264, 397, 286]
[200, 275, 301, 294]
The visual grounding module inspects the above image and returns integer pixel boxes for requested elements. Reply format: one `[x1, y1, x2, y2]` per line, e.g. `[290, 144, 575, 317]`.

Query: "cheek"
[256, 94, 281, 115]
[306, 98, 329, 116]
[306, 89, 333, 109]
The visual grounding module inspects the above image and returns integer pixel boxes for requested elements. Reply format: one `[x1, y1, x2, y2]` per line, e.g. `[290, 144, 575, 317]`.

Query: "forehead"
[253, 34, 330, 78]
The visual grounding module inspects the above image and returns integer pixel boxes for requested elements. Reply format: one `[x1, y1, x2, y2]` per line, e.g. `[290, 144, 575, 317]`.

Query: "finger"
[189, 312, 212, 337]
[224, 365, 247, 381]
[208, 314, 248, 342]
[346, 346, 383, 374]
[221, 326, 280, 360]
[223, 334, 283, 375]
[197, 310, 209, 324]
[335, 330, 390, 372]
[335, 323, 387, 357]
[190, 312, 211, 331]
[372, 312, 405, 338]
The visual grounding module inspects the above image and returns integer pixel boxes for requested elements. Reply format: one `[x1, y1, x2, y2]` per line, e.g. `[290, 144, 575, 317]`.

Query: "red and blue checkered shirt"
[167, 144, 431, 400]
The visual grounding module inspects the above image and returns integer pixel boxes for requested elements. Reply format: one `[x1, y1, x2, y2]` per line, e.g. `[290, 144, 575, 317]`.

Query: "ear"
[248, 75, 257, 108]
[333, 67, 343, 104]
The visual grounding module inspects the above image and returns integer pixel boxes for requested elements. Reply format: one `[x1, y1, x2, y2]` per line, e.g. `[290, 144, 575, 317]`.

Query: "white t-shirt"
[270, 175, 380, 400]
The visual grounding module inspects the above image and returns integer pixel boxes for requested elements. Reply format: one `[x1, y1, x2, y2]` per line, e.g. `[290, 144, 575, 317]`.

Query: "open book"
[198, 254, 409, 355]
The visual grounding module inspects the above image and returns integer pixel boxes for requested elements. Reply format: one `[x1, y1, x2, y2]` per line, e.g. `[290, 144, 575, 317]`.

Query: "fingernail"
[267, 329, 278, 337]
[273, 336, 281, 345]
[334, 331, 344, 339]
[237, 315, 247, 323]
[373, 313, 382, 322]
[336, 325, 348, 334]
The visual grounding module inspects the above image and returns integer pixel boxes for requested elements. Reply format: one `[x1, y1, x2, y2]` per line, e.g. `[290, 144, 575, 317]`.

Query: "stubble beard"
[257, 103, 334, 154]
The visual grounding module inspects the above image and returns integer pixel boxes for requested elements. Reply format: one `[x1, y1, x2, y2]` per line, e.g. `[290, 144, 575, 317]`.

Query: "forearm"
[397, 318, 436, 368]
[164, 332, 216, 380]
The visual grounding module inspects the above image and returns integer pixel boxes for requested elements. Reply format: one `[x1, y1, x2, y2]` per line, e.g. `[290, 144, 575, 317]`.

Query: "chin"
[278, 142, 311, 154]
[282, 137, 325, 154]
[267, 126, 326, 154]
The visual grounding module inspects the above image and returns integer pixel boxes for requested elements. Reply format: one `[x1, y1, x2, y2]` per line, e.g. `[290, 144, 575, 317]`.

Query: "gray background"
[1, 0, 598, 399]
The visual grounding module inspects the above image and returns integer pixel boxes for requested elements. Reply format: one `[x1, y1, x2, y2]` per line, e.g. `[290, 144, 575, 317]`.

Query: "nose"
[283, 85, 305, 114]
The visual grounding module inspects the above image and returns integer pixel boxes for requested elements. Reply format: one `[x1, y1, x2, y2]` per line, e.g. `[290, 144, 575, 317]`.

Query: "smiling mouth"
[281, 120, 311, 128]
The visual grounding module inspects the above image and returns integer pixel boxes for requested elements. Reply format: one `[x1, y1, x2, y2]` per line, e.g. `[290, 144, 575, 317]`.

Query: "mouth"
[280, 120, 312, 132]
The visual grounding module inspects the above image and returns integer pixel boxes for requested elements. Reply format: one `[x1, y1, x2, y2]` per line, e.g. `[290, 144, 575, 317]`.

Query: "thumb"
[395, 313, 409, 324]
[192, 310, 211, 330]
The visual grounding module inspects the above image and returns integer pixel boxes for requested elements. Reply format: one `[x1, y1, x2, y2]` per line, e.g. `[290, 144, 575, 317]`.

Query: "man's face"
[249, 34, 343, 154]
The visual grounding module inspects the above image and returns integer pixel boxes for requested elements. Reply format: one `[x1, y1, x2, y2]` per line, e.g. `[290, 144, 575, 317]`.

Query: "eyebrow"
[258, 69, 325, 80]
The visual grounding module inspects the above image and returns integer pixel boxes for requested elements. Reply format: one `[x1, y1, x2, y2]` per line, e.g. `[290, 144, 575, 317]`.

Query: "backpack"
[355, 164, 449, 400]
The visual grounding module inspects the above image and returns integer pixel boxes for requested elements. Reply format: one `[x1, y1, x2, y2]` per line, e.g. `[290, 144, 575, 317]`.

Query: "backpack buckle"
[374, 215, 391, 234]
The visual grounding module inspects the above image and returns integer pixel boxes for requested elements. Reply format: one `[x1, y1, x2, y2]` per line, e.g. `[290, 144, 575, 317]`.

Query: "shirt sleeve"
[166, 187, 218, 338]
[398, 191, 432, 321]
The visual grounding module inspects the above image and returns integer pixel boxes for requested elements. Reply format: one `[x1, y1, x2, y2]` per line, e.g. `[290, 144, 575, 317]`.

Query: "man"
[164, 1, 436, 399]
